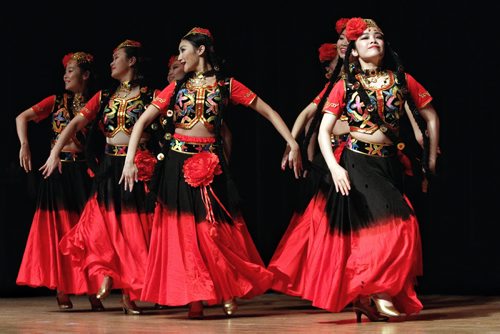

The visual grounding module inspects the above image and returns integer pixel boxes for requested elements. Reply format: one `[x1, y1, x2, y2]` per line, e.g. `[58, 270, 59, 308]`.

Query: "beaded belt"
[170, 133, 217, 155]
[59, 151, 85, 162]
[346, 137, 396, 157]
[105, 143, 146, 156]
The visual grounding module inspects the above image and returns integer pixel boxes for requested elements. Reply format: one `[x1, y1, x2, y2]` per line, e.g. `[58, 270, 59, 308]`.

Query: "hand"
[39, 153, 62, 178]
[287, 145, 303, 179]
[19, 144, 32, 173]
[280, 145, 291, 171]
[330, 164, 350, 196]
[119, 161, 138, 192]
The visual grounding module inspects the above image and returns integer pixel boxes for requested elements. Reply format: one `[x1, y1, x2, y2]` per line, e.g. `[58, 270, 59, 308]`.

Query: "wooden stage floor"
[1, 293, 500, 333]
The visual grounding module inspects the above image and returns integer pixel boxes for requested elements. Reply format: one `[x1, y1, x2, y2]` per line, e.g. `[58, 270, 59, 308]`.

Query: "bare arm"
[39, 114, 89, 178]
[249, 97, 302, 179]
[405, 104, 423, 147]
[16, 108, 39, 172]
[120, 104, 161, 191]
[281, 103, 317, 169]
[417, 103, 440, 173]
[318, 113, 350, 195]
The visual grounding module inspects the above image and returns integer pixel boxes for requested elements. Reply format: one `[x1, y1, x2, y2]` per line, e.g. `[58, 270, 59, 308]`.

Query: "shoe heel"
[355, 309, 362, 323]
[56, 291, 73, 310]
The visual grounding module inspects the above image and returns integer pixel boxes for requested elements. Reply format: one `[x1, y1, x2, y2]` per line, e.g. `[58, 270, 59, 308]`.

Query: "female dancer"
[41, 40, 159, 314]
[314, 17, 439, 321]
[16, 51, 103, 311]
[120, 27, 301, 319]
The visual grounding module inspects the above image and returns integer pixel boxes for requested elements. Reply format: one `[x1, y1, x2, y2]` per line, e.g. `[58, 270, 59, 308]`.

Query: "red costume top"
[32, 93, 87, 148]
[324, 72, 432, 134]
[79, 87, 159, 137]
[152, 78, 256, 130]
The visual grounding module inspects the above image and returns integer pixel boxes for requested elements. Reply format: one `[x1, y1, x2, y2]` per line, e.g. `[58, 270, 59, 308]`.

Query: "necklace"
[116, 81, 133, 98]
[72, 93, 85, 114]
[189, 70, 215, 87]
[360, 67, 389, 88]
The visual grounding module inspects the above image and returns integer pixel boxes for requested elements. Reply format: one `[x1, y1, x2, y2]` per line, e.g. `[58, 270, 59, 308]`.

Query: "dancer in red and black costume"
[311, 18, 439, 321]
[269, 17, 351, 295]
[121, 27, 302, 319]
[41, 40, 160, 314]
[16, 52, 104, 311]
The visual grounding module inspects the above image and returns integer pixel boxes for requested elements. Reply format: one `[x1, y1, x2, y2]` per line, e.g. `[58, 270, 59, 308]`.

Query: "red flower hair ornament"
[335, 18, 350, 34]
[346, 18, 382, 41]
[346, 17, 368, 41]
[318, 43, 338, 63]
[183, 151, 231, 237]
[168, 55, 178, 68]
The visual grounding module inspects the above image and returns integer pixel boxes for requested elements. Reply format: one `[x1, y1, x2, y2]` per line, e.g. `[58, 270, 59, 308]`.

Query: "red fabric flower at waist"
[183, 151, 222, 187]
[134, 149, 157, 182]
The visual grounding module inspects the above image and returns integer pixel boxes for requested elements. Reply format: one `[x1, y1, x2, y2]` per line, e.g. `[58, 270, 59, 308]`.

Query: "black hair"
[301, 59, 343, 166]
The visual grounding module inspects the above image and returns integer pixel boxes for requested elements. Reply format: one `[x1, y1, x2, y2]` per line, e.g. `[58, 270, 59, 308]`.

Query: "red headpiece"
[62, 51, 94, 68]
[335, 18, 350, 34]
[114, 39, 142, 52]
[318, 43, 337, 63]
[346, 18, 382, 41]
[183, 27, 214, 42]
[168, 55, 178, 68]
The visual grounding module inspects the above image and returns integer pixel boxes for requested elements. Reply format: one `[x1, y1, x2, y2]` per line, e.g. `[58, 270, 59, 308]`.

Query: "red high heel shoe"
[188, 301, 204, 319]
[352, 297, 389, 323]
[56, 291, 73, 310]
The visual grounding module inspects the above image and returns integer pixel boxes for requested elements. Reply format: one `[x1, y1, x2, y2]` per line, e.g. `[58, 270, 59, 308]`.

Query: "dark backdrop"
[2, 1, 499, 297]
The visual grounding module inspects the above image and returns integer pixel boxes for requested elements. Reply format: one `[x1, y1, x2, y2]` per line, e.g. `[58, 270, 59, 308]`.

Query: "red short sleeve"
[79, 91, 102, 121]
[323, 80, 346, 117]
[312, 82, 329, 105]
[32, 95, 56, 122]
[406, 73, 433, 109]
[151, 82, 176, 111]
[229, 78, 257, 106]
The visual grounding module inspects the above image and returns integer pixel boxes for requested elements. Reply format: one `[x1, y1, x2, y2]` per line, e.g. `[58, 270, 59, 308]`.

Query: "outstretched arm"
[249, 97, 302, 179]
[39, 114, 89, 178]
[16, 108, 38, 173]
[120, 104, 161, 191]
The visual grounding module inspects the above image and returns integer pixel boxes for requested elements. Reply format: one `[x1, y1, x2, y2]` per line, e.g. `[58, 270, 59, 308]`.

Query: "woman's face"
[178, 39, 202, 73]
[168, 59, 185, 83]
[336, 30, 348, 59]
[353, 27, 385, 63]
[63, 59, 86, 93]
[110, 48, 131, 80]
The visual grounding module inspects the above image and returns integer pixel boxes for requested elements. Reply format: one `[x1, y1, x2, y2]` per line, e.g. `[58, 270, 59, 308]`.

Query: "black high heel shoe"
[121, 294, 142, 315]
[352, 298, 389, 323]
[96, 276, 113, 300]
[222, 298, 238, 316]
[188, 301, 204, 319]
[56, 291, 73, 310]
[88, 294, 105, 311]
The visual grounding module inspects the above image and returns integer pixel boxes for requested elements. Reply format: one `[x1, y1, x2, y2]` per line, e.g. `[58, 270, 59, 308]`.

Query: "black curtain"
[2, 0, 499, 297]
